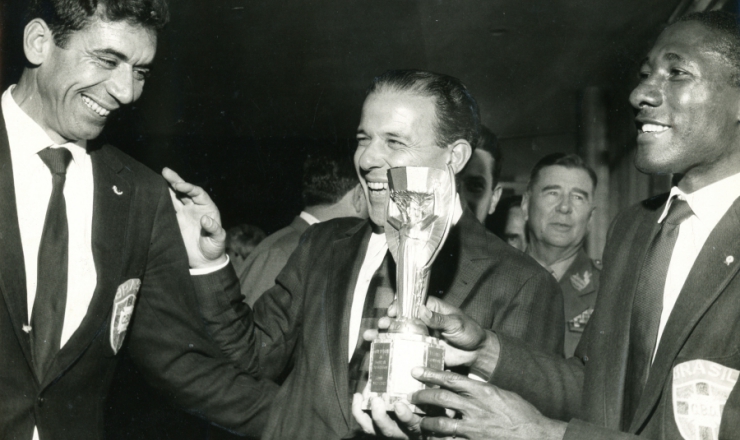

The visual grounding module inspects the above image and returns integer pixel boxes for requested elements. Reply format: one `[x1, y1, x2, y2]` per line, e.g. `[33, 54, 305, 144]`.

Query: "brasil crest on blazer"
[110, 278, 141, 354]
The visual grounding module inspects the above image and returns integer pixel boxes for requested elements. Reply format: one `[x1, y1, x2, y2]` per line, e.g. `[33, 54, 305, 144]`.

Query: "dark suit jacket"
[491, 194, 740, 439]
[239, 215, 310, 306]
[0, 109, 275, 439]
[560, 249, 601, 358]
[196, 210, 563, 440]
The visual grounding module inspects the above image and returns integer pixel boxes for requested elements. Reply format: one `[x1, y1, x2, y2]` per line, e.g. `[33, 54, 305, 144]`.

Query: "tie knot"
[664, 197, 693, 225]
[38, 147, 72, 175]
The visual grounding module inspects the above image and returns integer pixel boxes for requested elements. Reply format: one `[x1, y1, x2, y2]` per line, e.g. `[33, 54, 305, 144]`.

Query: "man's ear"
[586, 205, 596, 234]
[24, 19, 54, 66]
[521, 192, 530, 221]
[488, 184, 503, 215]
[352, 184, 368, 217]
[447, 139, 472, 174]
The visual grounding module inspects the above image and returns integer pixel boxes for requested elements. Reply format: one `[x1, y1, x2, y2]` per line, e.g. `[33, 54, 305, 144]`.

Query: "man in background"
[458, 126, 503, 224]
[239, 152, 367, 305]
[225, 224, 265, 282]
[523, 153, 600, 357]
[491, 195, 528, 252]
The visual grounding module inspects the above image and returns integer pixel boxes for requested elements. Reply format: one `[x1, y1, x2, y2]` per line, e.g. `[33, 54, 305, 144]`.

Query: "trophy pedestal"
[363, 332, 444, 413]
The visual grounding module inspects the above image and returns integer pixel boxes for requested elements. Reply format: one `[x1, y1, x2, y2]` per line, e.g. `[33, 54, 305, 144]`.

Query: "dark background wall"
[1, 0, 736, 238]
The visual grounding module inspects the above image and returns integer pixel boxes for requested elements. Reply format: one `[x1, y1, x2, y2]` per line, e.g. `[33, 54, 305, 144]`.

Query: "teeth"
[82, 96, 111, 117]
[642, 123, 669, 133]
[367, 182, 388, 191]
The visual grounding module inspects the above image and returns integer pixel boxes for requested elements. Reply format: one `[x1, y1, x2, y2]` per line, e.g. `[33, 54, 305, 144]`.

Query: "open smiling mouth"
[367, 181, 389, 195]
[638, 122, 670, 135]
[82, 95, 111, 117]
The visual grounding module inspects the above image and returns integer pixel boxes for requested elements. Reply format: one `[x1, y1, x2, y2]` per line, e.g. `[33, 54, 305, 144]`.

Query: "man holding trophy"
[170, 69, 564, 439]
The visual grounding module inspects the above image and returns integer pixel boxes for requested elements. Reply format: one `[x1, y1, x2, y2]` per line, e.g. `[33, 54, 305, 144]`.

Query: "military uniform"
[559, 249, 601, 358]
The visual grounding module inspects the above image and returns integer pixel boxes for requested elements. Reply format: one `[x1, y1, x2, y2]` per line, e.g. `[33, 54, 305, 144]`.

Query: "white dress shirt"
[347, 196, 464, 359]
[653, 172, 740, 360]
[3, 87, 97, 349]
[3, 86, 97, 440]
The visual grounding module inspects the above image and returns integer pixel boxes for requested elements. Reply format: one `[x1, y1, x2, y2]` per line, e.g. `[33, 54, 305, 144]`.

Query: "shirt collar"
[2, 85, 87, 164]
[548, 251, 579, 281]
[451, 194, 464, 226]
[659, 172, 740, 227]
[299, 211, 321, 225]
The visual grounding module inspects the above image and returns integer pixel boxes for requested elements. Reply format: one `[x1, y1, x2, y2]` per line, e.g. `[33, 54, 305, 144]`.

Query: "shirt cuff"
[189, 255, 230, 275]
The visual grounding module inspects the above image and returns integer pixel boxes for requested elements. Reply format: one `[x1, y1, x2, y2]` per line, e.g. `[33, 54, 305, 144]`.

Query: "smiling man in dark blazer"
[0, 1, 276, 439]
[181, 69, 564, 440]
[366, 11, 740, 440]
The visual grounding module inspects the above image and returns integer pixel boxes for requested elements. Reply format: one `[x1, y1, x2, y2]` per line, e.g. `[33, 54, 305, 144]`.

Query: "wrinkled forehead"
[72, 18, 158, 63]
[532, 165, 595, 192]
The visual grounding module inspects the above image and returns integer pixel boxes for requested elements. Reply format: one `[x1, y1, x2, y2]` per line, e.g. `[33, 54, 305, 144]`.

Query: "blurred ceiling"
[144, 0, 687, 138]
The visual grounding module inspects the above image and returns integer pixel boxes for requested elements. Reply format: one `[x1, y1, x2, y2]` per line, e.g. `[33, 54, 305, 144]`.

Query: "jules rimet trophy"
[363, 165, 456, 412]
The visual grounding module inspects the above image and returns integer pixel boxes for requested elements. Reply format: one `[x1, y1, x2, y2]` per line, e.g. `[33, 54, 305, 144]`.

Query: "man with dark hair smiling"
[0, 1, 275, 439]
[363, 10, 740, 440]
[175, 69, 564, 440]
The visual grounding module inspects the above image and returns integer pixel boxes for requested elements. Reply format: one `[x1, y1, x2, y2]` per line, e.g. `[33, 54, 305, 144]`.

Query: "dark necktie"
[348, 250, 395, 397]
[31, 147, 73, 380]
[624, 196, 693, 425]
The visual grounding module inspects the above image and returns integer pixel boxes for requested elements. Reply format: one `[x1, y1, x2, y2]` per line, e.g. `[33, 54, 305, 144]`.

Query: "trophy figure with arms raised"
[363, 165, 457, 412]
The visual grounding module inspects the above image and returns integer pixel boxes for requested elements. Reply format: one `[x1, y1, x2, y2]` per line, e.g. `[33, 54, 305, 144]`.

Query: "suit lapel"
[324, 220, 372, 428]
[43, 145, 131, 386]
[0, 109, 33, 369]
[599, 205, 661, 430]
[435, 211, 491, 308]
[630, 198, 740, 432]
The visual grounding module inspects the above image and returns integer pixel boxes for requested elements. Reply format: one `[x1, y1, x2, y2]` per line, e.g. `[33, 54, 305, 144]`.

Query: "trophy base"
[362, 332, 444, 413]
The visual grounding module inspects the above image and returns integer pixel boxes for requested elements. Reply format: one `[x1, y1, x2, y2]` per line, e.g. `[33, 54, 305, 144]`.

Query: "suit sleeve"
[191, 264, 260, 375]
[239, 245, 291, 307]
[192, 224, 316, 383]
[490, 214, 622, 426]
[495, 270, 565, 355]
[126, 183, 277, 437]
[493, 327, 646, 438]
[251, 230, 316, 381]
[492, 332, 583, 422]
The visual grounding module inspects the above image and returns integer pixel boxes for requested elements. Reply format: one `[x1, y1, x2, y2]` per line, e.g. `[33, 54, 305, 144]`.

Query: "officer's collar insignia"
[570, 270, 592, 291]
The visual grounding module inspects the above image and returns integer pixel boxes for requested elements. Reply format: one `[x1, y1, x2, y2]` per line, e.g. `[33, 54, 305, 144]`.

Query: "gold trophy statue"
[363, 165, 457, 412]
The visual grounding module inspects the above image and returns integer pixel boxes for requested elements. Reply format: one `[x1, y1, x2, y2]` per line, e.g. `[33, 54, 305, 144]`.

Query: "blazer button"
[37, 396, 44, 407]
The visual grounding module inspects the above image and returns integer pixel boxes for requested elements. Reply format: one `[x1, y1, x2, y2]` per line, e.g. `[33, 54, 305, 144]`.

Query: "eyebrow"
[540, 184, 562, 192]
[572, 188, 591, 199]
[664, 52, 684, 63]
[383, 131, 409, 140]
[91, 48, 153, 68]
[639, 52, 685, 67]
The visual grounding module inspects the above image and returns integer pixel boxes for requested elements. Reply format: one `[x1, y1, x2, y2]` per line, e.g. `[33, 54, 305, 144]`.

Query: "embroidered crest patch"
[673, 359, 739, 440]
[567, 308, 593, 333]
[570, 270, 592, 291]
[110, 279, 141, 354]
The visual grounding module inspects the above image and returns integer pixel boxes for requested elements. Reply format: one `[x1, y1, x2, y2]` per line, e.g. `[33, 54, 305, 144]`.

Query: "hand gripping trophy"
[363, 165, 457, 412]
